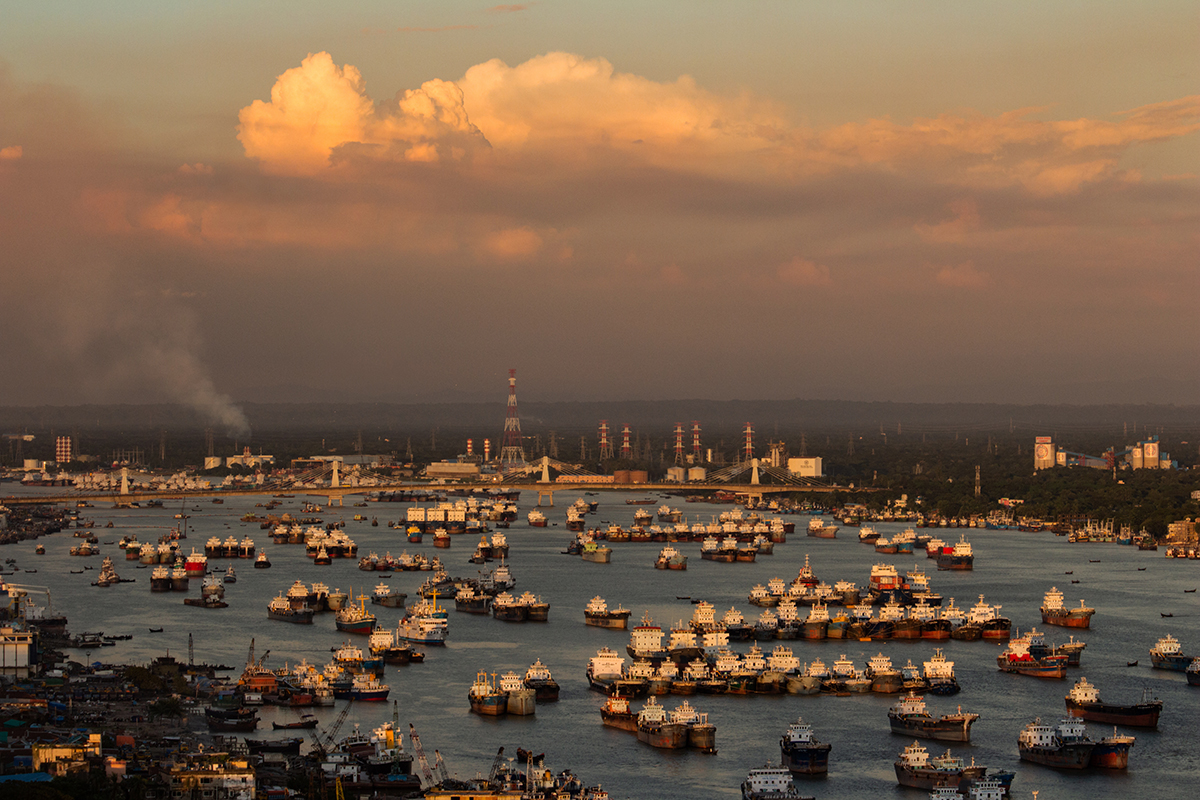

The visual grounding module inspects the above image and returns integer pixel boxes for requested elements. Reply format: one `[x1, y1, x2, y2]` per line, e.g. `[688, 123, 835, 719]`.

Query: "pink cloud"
[0, 145, 21, 160]
[915, 198, 981, 243]
[777, 256, 832, 287]
[483, 226, 543, 260]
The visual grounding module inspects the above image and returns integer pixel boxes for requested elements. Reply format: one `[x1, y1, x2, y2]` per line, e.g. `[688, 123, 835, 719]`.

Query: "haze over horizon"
[2, 2, 1197, 429]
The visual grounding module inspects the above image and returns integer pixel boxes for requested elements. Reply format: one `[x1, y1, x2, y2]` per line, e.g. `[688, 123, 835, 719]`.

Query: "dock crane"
[309, 702, 352, 759]
[487, 747, 506, 786]
[432, 750, 450, 785]
[409, 723, 436, 788]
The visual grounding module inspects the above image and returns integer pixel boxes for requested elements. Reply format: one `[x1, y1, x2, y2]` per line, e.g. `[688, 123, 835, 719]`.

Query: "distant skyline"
[1, 2, 1197, 431]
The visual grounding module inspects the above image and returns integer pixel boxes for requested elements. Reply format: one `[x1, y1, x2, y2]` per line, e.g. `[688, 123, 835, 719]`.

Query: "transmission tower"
[743, 423, 754, 463]
[620, 424, 632, 460]
[549, 431, 558, 459]
[598, 421, 613, 460]
[673, 423, 684, 464]
[499, 369, 525, 469]
[691, 421, 702, 461]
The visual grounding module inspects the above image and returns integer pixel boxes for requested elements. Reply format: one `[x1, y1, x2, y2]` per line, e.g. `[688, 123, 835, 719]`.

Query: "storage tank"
[688, 467, 707, 482]
[613, 470, 632, 484]
[666, 466, 686, 482]
[630, 470, 649, 484]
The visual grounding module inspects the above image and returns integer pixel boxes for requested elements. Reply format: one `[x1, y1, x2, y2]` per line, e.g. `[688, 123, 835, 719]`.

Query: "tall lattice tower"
[499, 369, 525, 469]
[743, 422, 754, 462]
[691, 421, 702, 461]
[598, 421, 613, 460]
[673, 423, 684, 464]
[620, 424, 632, 460]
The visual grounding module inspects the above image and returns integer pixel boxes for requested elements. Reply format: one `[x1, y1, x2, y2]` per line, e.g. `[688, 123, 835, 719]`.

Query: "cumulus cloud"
[934, 261, 990, 289]
[237, 52, 487, 175]
[482, 226, 544, 260]
[0, 145, 21, 160]
[777, 256, 832, 287]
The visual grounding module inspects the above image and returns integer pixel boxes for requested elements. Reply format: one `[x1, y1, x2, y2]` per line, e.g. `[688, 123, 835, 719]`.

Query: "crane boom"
[409, 724, 435, 788]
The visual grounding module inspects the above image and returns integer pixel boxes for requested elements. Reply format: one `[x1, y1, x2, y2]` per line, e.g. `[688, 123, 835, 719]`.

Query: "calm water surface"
[5, 486, 1196, 798]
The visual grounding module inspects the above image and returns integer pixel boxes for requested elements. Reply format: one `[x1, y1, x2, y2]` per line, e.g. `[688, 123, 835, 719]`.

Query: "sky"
[1, 2, 1197, 432]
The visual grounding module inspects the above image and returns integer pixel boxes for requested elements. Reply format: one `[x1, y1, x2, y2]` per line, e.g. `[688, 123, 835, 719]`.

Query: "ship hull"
[269, 608, 314, 624]
[1066, 698, 1162, 728]
[336, 619, 377, 635]
[998, 655, 1067, 678]
[505, 689, 537, 715]
[637, 723, 689, 749]
[601, 710, 638, 732]
[1019, 743, 1094, 769]
[894, 764, 986, 790]
[1043, 610, 1093, 629]
[1150, 653, 1191, 671]
[780, 742, 831, 775]
[936, 555, 973, 571]
[585, 613, 630, 629]
[469, 696, 507, 716]
[889, 714, 975, 742]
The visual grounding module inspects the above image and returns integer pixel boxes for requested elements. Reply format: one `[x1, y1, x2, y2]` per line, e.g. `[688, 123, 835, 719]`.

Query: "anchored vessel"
[1149, 633, 1190, 671]
[584, 595, 632, 628]
[1064, 677, 1162, 728]
[1018, 716, 1135, 769]
[741, 763, 816, 800]
[1041, 586, 1095, 628]
[888, 692, 979, 742]
[779, 717, 831, 775]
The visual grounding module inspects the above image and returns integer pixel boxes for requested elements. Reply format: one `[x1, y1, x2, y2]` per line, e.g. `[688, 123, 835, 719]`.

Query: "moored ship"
[523, 658, 560, 701]
[635, 697, 688, 749]
[997, 630, 1068, 678]
[1065, 677, 1162, 728]
[1018, 716, 1134, 770]
[1041, 586, 1095, 629]
[335, 595, 377, 635]
[268, 594, 314, 624]
[584, 595, 632, 628]
[779, 716, 831, 775]
[894, 741, 1008, 792]
[936, 534, 974, 570]
[1149, 633, 1190, 671]
[468, 671, 507, 715]
[741, 763, 816, 800]
[655, 545, 687, 570]
[888, 692, 978, 742]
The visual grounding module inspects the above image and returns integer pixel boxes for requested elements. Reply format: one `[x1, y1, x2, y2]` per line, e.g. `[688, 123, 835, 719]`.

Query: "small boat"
[1137, 567, 1146, 571]
[1064, 571, 1073, 575]
[1088, 560, 1100, 563]
[1161, 613, 1174, 618]
[272, 714, 319, 730]
[677, 596, 692, 601]
[1127, 660, 1138, 667]
[1185, 589, 1197, 593]
[1070, 580, 1080, 584]
[149, 627, 164, 633]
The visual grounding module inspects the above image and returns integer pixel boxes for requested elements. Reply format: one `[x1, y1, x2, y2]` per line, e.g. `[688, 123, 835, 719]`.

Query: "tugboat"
[1041, 586, 1095, 628]
[523, 659, 560, 701]
[888, 692, 979, 742]
[1149, 633, 1191, 671]
[468, 671, 507, 715]
[742, 762, 816, 800]
[584, 595, 632, 628]
[779, 717, 831, 775]
[1018, 716, 1134, 769]
[254, 552, 271, 569]
[1065, 677, 1162, 728]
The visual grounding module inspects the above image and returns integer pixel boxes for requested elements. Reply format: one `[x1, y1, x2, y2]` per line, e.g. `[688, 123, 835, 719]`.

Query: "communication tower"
[691, 421, 702, 461]
[598, 421, 613, 460]
[499, 369, 525, 470]
[620, 424, 632, 460]
[743, 423, 754, 463]
[673, 423, 684, 464]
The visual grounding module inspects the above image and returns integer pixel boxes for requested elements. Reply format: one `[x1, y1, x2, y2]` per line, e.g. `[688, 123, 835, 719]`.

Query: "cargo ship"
[655, 545, 687, 570]
[1065, 677, 1162, 728]
[893, 741, 1009, 792]
[586, 647, 626, 693]
[1018, 716, 1134, 769]
[600, 694, 637, 732]
[468, 671, 506, 715]
[349, 672, 389, 701]
[335, 596, 377, 634]
[997, 630, 1068, 678]
[584, 595, 632, 628]
[498, 670, 536, 715]
[670, 700, 716, 752]
[741, 763, 815, 800]
[936, 535, 974, 570]
[581, 541, 613, 563]
[523, 659, 560, 701]
[636, 697, 688, 749]
[1149, 633, 1191, 671]
[779, 716, 831, 774]
[807, 518, 838, 538]
[1041, 586, 1095, 628]
[888, 692, 978, 742]
[268, 594, 314, 624]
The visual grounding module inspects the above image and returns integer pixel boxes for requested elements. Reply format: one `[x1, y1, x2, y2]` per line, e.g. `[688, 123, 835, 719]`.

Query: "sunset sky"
[2, 2, 1197, 426]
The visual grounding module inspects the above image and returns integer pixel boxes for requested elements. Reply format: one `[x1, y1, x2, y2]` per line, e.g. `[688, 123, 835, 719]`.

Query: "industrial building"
[1033, 436, 1172, 471]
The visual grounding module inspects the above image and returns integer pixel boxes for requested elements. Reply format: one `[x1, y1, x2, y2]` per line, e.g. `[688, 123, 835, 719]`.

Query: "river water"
[3, 484, 1196, 799]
